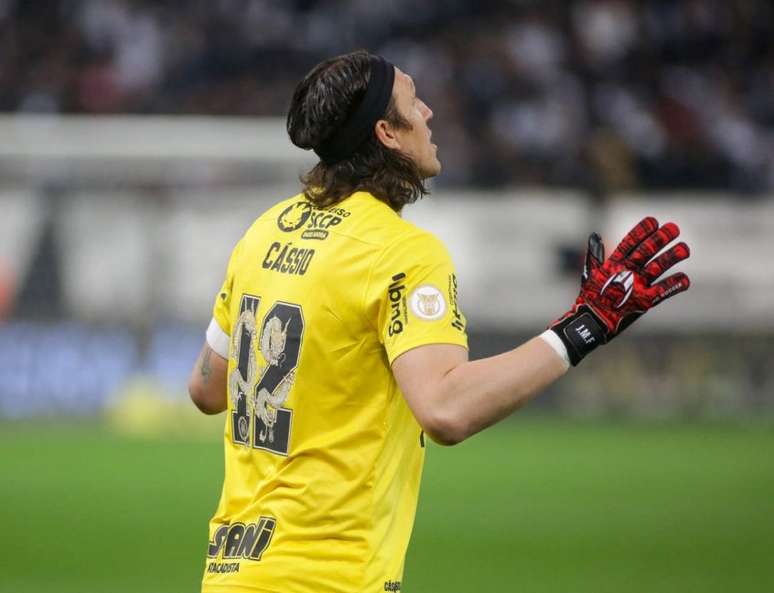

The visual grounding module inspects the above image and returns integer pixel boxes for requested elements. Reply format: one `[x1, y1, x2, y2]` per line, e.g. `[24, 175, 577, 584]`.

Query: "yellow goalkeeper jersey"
[201, 191, 467, 593]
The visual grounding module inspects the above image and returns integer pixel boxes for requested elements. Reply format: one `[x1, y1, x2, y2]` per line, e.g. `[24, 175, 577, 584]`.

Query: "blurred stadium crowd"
[2, 0, 774, 192]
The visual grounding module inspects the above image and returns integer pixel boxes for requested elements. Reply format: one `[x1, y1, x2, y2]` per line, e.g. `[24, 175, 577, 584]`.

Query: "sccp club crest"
[277, 201, 312, 232]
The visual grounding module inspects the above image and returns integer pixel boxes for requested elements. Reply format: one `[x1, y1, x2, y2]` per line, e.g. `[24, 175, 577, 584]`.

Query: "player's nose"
[419, 98, 433, 121]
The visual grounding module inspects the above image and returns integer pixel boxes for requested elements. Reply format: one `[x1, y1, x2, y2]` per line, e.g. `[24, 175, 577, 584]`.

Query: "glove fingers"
[628, 222, 681, 268]
[650, 273, 690, 306]
[610, 217, 659, 263]
[643, 241, 690, 283]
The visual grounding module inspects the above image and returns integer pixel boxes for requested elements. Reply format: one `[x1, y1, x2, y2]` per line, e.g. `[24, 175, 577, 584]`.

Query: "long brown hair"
[286, 50, 428, 211]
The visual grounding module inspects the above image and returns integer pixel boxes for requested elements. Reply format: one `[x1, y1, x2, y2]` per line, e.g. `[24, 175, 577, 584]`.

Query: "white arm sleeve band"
[539, 329, 570, 369]
[206, 318, 230, 359]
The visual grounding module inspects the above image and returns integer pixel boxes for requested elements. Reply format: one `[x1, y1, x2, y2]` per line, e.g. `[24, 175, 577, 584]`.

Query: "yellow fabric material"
[202, 191, 468, 593]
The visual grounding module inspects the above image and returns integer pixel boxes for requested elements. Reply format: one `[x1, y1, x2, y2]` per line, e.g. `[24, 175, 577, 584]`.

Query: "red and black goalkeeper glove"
[550, 217, 690, 366]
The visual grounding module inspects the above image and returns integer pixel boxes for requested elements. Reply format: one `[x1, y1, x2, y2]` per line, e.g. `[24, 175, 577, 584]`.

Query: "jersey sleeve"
[206, 239, 242, 358]
[367, 230, 468, 364]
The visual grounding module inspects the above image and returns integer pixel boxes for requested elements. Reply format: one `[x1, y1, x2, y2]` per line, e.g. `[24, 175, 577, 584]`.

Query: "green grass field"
[1, 418, 773, 593]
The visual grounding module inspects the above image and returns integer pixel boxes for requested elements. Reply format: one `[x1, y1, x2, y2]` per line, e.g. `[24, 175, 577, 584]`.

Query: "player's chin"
[420, 162, 441, 179]
[424, 153, 442, 178]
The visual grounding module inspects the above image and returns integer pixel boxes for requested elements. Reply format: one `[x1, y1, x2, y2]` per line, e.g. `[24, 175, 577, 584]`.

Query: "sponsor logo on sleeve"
[448, 273, 465, 332]
[409, 285, 446, 321]
[387, 273, 408, 336]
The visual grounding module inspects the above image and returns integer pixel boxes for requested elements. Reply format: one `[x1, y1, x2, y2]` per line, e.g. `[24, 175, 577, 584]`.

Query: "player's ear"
[375, 119, 401, 150]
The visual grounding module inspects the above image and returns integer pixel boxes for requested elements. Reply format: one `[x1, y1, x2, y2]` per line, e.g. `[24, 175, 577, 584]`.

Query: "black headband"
[314, 56, 396, 164]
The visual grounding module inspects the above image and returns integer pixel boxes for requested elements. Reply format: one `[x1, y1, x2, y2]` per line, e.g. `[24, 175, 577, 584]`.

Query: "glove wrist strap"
[550, 305, 607, 366]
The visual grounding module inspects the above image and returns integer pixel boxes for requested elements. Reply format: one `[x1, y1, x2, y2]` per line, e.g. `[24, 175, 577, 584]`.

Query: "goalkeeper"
[188, 50, 690, 593]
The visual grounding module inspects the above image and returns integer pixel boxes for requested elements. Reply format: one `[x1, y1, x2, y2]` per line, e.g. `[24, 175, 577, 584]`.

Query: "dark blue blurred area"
[1, 0, 773, 192]
[143, 323, 203, 392]
[0, 321, 201, 417]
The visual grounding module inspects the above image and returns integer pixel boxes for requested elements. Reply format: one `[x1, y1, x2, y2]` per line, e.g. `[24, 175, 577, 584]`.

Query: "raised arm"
[393, 217, 690, 446]
[393, 339, 567, 445]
